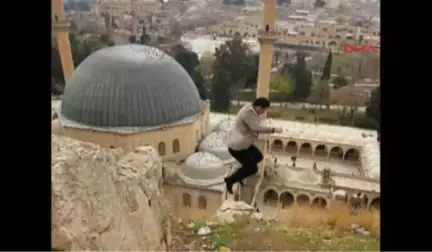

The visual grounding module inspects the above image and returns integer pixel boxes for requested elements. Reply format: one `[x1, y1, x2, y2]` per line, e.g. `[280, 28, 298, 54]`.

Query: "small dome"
[60, 44, 201, 132]
[199, 131, 233, 161]
[180, 152, 228, 180]
[214, 118, 234, 133]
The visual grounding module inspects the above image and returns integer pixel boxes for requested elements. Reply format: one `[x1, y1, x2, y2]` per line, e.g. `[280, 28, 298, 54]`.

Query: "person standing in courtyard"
[224, 97, 283, 194]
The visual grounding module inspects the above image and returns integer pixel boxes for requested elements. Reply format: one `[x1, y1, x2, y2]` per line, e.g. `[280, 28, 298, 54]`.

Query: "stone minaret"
[52, 0, 74, 83]
[256, 0, 277, 98]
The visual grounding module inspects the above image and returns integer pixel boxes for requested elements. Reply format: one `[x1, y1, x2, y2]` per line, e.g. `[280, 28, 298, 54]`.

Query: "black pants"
[226, 145, 263, 184]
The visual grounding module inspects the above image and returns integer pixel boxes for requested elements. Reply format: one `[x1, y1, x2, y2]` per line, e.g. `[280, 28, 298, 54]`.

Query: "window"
[172, 139, 180, 153]
[198, 196, 207, 209]
[158, 142, 166, 156]
[182, 193, 191, 207]
[55, 15, 58, 21]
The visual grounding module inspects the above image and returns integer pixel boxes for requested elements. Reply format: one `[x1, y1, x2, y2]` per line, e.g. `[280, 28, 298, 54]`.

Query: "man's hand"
[274, 127, 283, 133]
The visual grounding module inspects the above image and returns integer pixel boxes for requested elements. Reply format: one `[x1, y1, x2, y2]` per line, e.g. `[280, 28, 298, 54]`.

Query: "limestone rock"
[213, 200, 263, 224]
[51, 135, 169, 251]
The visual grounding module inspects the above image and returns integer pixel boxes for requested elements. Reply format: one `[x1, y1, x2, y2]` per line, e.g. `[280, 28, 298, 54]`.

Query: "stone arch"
[312, 197, 327, 208]
[328, 40, 338, 46]
[299, 142, 313, 156]
[344, 148, 360, 161]
[296, 194, 310, 205]
[350, 193, 367, 209]
[285, 141, 298, 154]
[329, 146, 343, 159]
[314, 144, 327, 158]
[182, 192, 191, 207]
[370, 197, 380, 210]
[172, 139, 180, 153]
[263, 189, 278, 207]
[265, 24, 269, 32]
[272, 139, 284, 152]
[279, 191, 295, 208]
[158, 142, 166, 156]
[198, 195, 207, 209]
[333, 189, 348, 202]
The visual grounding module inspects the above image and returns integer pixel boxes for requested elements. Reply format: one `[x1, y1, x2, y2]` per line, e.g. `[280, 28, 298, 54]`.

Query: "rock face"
[52, 135, 170, 251]
[213, 200, 263, 224]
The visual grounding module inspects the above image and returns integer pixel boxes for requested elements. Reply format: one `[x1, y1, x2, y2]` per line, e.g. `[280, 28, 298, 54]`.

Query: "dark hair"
[253, 97, 270, 108]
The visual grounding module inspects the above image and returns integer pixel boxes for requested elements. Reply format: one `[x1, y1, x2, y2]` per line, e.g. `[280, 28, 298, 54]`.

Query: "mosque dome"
[180, 152, 228, 180]
[60, 44, 201, 132]
[214, 118, 235, 133]
[199, 131, 234, 162]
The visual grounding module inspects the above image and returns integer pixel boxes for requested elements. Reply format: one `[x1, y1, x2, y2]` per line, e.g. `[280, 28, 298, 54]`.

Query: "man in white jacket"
[224, 97, 283, 194]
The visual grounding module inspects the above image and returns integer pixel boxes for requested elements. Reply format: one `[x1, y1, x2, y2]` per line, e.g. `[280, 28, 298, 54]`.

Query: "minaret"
[256, 0, 277, 98]
[52, 0, 74, 83]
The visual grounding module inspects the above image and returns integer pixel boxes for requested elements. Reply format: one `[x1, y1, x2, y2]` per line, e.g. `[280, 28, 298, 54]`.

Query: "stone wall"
[52, 135, 171, 251]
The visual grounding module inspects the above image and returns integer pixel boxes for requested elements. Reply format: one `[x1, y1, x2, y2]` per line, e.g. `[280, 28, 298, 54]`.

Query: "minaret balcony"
[257, 29, 278, 40]
[52, 20, 70, 30]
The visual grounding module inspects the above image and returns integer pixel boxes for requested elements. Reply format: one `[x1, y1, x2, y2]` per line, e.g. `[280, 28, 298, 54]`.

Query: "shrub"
[353, 113, 379, 130]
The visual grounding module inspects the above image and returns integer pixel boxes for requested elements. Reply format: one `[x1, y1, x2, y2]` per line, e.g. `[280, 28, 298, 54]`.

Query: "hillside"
[170, 205, 380, 251]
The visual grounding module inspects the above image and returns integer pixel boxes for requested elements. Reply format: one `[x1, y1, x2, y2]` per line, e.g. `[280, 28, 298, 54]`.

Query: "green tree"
[321, 50, 332, 81]
[171, 44, 208, 100]
[211, 66, 232, 112]
[291, 52, 313, 100]
[211, 33, 252, 107]
[366, 86, 380, 124]
[140, 25, 151, 45]
[308, 79, 330, 109]
[314, 0, 326, 7]
[244, 53, 259, 89]
[333, 73, 349, 89]
[270, 75, 295, 105]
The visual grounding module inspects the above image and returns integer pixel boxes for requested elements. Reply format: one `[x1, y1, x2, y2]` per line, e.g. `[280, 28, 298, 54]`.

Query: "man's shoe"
[224, 178, 234, 194]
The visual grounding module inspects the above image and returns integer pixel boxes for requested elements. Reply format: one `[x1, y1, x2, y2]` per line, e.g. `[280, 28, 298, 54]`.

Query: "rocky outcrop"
[52, 135, 171, 251]
[213, 200, 263, 224]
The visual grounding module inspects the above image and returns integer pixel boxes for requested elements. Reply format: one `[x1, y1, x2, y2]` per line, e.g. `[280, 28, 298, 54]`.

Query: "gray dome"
[199, 131, 234, 162]
[214, 118, 234, 133]
[180, 152, 228, 180]
[60, 44, 201, 132]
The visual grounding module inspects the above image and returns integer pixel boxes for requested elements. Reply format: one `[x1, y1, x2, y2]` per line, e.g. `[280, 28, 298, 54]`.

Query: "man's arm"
[243, 110, 275, 134]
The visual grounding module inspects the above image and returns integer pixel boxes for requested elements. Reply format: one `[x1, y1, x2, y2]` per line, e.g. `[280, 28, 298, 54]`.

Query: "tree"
[140, 25, 151, 45]
[314, 0, 326, 7]
[270, 75, 295, 105]
[244, 53, 259, 89]
[195, 71, 208, 100]
[321, 50, 332, 81]
[211, 66, 232, 112]
[171, 44, 207, 100]
[277, 0, 291, 5]
[211, 34, 251, 104]
[331, 85, 366, 124]
[333, 74, 349, 89]
[291, 52, 313, 100]
[308, 79, 330, 109]
[366, 86, 380, 124]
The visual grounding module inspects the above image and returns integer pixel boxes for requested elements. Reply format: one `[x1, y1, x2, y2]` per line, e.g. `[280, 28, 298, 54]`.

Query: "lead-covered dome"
[60, 44, 201, 132]
[180, 152, 228, 180]
[199, 131, 234, 162]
